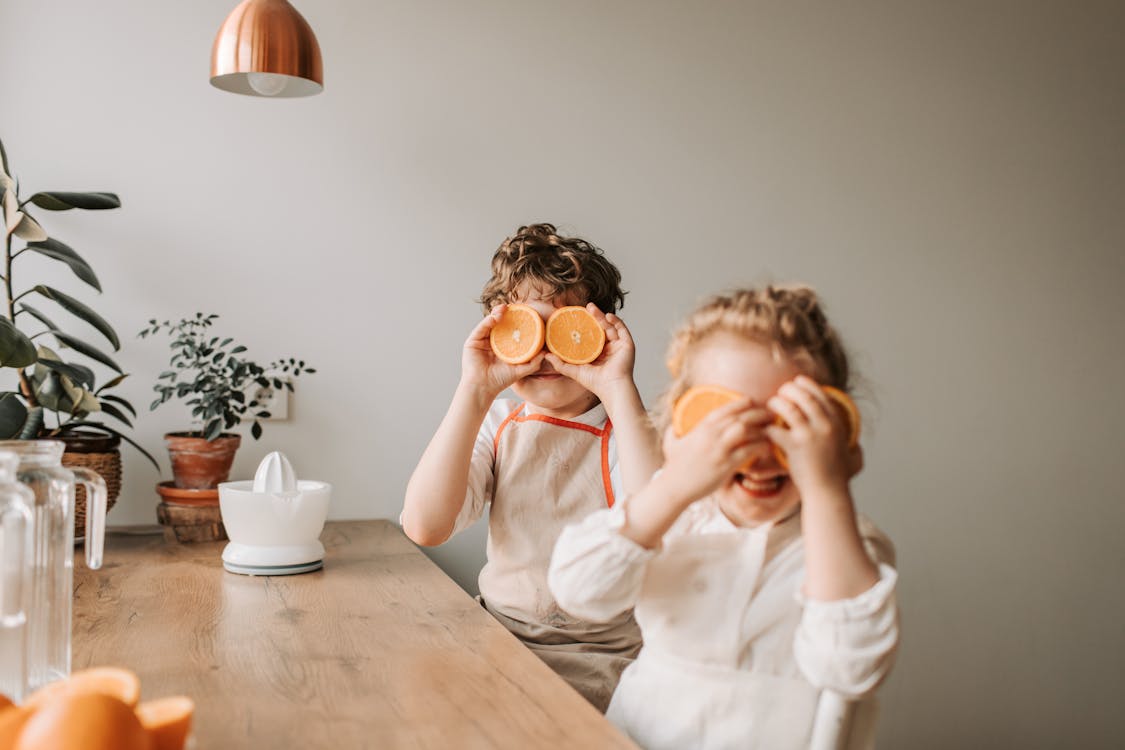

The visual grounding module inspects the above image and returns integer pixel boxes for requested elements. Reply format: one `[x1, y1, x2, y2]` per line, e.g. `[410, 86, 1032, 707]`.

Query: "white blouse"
[548, 497, 899, 750]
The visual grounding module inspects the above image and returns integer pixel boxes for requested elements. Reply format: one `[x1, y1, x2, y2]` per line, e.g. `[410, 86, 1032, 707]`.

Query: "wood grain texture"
[74, 520, 637, 749]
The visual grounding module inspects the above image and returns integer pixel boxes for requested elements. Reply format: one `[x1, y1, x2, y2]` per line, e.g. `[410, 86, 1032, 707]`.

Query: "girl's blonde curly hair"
[655, 285, 852, 431]
[479, 223, 626, 314]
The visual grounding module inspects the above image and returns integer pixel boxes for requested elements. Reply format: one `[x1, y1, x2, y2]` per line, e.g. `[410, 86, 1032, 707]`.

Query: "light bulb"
[247, 72, 288, 96]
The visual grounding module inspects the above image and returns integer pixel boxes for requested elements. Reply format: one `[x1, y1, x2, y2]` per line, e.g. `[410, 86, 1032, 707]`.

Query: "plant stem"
[4, 229, 35, 405]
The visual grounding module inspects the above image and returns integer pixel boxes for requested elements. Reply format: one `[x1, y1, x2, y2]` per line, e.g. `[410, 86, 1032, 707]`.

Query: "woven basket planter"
[59, 432, 121, 539]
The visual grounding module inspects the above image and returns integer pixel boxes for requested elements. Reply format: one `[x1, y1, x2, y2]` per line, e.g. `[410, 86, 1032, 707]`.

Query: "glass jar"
[0, 440, 106, 690]
[0, 450, 34, 700]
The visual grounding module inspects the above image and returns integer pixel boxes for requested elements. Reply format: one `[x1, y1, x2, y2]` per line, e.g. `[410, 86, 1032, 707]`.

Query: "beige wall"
[3, 1, 1123, 745]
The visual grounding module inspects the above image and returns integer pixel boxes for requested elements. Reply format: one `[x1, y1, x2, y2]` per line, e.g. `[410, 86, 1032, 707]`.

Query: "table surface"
[73, 520, 636, 749]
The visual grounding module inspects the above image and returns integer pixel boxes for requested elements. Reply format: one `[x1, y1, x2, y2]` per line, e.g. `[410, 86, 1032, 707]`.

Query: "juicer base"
[223, 559, 323, 576]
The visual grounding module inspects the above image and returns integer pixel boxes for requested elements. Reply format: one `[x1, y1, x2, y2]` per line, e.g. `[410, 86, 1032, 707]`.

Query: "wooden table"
[74, 520, 637, 749]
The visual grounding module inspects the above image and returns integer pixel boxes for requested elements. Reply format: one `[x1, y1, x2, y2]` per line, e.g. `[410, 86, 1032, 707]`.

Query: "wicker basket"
[59, 433, 122, 539]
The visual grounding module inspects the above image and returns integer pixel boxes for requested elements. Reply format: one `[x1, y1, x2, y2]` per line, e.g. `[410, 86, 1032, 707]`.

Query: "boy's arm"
[402, 307, 544, 546]
[402, 382, 496, 546]
[546, 307, 661, 495]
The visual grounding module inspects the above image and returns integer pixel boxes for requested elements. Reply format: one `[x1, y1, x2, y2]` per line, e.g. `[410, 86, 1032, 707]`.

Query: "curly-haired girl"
[549, 285, 899, 749]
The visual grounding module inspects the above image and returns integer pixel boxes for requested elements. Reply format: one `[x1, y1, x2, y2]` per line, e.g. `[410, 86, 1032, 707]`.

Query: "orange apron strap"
[493, 402, 525, 457]
[601, 420, 615, 507]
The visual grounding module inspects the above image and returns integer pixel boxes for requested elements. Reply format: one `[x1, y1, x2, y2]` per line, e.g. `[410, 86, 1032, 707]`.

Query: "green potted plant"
[1, 136, 157, 529]
[139, 313, 314, 497]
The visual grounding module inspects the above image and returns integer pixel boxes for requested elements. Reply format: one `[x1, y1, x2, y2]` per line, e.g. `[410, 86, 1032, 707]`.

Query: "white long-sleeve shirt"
[548, 497, 899, 750]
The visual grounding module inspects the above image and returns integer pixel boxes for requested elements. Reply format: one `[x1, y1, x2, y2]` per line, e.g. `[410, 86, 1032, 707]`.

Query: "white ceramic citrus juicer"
[218, 452, 331, 576]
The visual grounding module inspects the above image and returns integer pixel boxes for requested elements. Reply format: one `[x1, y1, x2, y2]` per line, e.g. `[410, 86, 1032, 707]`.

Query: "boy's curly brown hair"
[479, 224, 626, 314]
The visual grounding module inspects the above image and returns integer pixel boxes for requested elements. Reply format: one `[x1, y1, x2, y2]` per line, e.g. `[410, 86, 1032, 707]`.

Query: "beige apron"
[479, 402, 642, 712]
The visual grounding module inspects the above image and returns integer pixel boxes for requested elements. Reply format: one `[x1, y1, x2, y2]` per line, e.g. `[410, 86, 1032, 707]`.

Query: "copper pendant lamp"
[210, 0, 323, 97]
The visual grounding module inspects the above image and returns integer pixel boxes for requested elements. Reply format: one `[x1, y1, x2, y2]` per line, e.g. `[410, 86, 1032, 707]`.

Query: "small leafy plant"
[1, 136, 156, 466]
[139, 314, 314, 441]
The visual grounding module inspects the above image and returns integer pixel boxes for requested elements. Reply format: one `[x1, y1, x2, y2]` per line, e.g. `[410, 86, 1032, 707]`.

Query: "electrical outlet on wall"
[250, 378, 290, 420]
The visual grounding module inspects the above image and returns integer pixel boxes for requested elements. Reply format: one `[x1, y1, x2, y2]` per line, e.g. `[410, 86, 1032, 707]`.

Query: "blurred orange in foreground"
[14, 692, 151, 750]
[136, 696, 195, 750]
[24, 666, 141, 710]
[0, 668, 193, 750]
[0, 704, 35, 748]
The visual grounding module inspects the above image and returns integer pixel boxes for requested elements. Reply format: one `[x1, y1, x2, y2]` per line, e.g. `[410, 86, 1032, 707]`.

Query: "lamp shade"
[210, 0, 323, 97]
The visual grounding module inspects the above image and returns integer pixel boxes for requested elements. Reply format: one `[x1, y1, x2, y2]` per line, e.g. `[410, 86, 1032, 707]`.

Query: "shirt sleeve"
[548, 502, 655, 623]
[447, 400, 511, 537]
[608, 430, 622, 503]
[792, 519, 900, 699]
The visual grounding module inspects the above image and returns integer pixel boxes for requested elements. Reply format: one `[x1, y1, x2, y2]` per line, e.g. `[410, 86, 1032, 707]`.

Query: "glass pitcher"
[0, 450, 34, 701]
[0, 440, 106, 690]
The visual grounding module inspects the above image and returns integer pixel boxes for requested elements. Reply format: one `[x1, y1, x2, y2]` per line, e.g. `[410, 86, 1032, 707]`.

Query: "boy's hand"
[658, 399, 773, 507]
[544, 305, 637, 405]
[765, 375, 852, 495]
[461, 305, 545, 398]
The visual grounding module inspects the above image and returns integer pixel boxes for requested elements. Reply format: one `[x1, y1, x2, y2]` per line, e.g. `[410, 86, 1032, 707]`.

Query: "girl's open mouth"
[735, 472, 786, 499]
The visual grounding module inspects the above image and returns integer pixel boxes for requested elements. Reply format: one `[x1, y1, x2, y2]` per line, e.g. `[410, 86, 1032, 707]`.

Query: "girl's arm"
[621, 400, 773, 548]
[551, 399, 771, 618]
[402, 307, 544, 546]
[767, 375, 879, 600]
[793, 521, 899, 698]
[549, 505, 655, 622]
[768, 376, 897, 697]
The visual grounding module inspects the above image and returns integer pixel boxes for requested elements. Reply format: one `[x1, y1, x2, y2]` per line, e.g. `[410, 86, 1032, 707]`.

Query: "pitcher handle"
[70, 467, 107, 570]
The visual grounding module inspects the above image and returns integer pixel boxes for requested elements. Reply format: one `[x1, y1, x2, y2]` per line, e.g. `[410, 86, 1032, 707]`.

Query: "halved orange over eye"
[489, 304, 546, 364]
[671, 385, 744, 438]
[672, 384, 861, 472]
[545, 306, 606, 365]
[772, 385, 861, 469]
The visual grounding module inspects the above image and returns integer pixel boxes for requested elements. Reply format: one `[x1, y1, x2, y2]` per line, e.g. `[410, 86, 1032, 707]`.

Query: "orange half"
[671, 385, 757, 472]
[24, 666, 142, 710]
[545, 306, 605, 365]
[772, 385, 861, 469]
[671, 385, 744, 438]
[489, 304, 546, 364]
[136, 696, 195, 750]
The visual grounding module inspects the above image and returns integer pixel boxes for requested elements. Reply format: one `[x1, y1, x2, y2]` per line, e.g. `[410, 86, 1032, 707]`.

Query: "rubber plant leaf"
[25, 238, 101, 291]
[19, 303, 61, 333]
[27, 192, 121, 211]
[0, 392, 29, 439]
[51, 331, 122, 373]
[0, 317, 37, 367]
[35, 285, 120, 349]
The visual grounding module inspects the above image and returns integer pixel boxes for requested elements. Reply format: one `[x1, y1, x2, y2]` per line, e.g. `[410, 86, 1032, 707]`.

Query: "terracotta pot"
[164, 432, 241, 489]
[155, 480, 219, 507]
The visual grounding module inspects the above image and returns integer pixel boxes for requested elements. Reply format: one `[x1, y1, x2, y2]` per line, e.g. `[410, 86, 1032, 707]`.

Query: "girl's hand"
[659, 399, 774, 507]
[461, 305, 545, 397]
[544, 305, 637, 405]
[765, 375, 852, 495]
